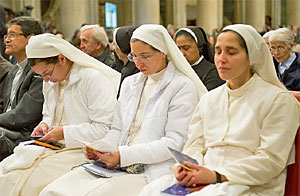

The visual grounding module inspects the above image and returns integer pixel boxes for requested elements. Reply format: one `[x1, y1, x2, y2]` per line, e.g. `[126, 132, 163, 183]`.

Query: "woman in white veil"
[39, 25, 207, 196]
[140, 24, 300, 196]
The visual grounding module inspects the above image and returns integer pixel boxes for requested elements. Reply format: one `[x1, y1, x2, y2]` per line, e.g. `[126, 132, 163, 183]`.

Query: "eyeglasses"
[3, 32, 26, 40]
[127, 51, 157, 63]
[270, 46, 287, 53]
[41, 63, 56, 78]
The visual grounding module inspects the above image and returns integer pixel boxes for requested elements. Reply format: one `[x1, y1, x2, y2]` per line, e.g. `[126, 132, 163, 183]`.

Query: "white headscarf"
[223, 24, 300, 110]
[131, 24, 207, 99]
[26, 33, 120, 93]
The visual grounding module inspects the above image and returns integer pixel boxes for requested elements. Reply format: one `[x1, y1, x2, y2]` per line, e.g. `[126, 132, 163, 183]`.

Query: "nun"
[0, 33, 120, 196]
[39, 24, 207, 196]
[140, 24, 300, 196]
[174, 26, 224, 91]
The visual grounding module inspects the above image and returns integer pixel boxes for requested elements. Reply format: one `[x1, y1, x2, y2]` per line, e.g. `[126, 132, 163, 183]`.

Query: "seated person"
[0, 16, 44, 161]
[140, 24, 300, 195]
[0, 33, 120, 196]
[39, 24, 207, 196]
[112, 26, 140, 96]
[174, 26, 224, 91]
[269, 27, 300, 91]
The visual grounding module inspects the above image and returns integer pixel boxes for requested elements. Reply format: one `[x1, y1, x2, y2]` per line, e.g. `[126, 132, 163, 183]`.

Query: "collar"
[226, 73, 257, 97]
[191, 56, 204, 66]
[279, 52, 296, 69]
[17, 58, 28, 70]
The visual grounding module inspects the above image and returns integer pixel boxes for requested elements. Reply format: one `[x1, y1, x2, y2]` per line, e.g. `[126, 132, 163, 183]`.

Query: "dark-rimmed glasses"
[3, 32, 26, 40]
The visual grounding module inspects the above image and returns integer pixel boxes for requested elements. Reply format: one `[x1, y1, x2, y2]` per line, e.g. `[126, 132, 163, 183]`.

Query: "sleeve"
[218, 93, 299, 186]
[119, 80, 199, 167]
[0, 71, 43, 131]
[181, 98, 207, 166]
[63, 72, 118, 148]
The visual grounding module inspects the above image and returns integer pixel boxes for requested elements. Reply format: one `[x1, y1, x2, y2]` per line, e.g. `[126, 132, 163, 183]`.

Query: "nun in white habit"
[0, 33, 120, 196]
[39, 24, 207, 196]
[139, 24, 300, 196]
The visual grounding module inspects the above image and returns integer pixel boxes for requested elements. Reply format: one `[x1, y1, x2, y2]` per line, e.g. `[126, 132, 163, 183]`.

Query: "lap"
[41, 167, 148, 196]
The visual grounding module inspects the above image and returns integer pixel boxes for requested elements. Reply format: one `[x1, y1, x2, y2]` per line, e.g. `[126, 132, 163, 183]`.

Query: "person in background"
[112, 26, 140, 95]
[0, 16, 44, 161]
[269, 27, 300, 91]
[80, 24, 115, 67]
[39, 24, 207, 196]
[140, 24, 299, 196]
[0, 54, 13, 113]
[0, 33, 120, 196]
[174, 26, 224, 91]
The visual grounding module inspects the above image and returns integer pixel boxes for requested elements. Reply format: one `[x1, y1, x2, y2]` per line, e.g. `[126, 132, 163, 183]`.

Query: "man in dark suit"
[0, 16, 44, 160]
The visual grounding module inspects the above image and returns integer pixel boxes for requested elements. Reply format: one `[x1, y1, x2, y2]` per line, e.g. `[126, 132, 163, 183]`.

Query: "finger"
[186, 176, 196, 187]
[184, 161, 199, 170]
[178, 173, 192, 187]
[39, 133, 50, 142]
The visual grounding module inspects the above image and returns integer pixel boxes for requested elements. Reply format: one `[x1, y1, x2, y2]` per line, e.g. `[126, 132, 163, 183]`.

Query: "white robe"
[139, 74, 300, 196]
[0, 64, 117, 196]
[39, 62, 199, 196]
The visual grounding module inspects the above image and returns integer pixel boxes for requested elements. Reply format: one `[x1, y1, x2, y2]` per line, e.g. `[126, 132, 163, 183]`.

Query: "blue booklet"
[161, 184, 207, 195]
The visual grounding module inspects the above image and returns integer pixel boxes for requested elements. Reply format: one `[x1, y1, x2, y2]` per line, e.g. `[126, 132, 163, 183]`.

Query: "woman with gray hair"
[269, 27, 300, 90]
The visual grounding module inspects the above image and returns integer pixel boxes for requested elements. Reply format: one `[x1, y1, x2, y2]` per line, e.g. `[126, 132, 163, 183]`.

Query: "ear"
[96, 41, 102, 50]
[58, 54, 66, 64]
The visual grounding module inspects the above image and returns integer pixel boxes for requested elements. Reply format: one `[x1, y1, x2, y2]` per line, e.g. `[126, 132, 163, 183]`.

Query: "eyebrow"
[215, 46, 238, 50]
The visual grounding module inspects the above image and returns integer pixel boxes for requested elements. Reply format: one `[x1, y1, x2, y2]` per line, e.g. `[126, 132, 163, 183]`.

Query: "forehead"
[215, 31, 242, 48]
[8, 24, 23, 33]
[130, 41, 154, 53]
[81, 29, 93, 39]
[31, 61, 50, 73]
[269, 40, 286, 46]
[175, 34, 195, 43]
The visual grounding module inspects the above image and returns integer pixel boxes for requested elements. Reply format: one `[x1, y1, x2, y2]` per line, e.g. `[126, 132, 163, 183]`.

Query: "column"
[60, 0, 90, 40]
[286, 0, 300, 26]
[197, 0, 223, 35]
[173, 0, 187, 29]
[135, 0, 160, 25]
[271, 0, 281, 28]
[234, 0, 246, 24]
[24, 0, 41, 19]
[88, 0, 98, 25]
[245, 0, 265, 32]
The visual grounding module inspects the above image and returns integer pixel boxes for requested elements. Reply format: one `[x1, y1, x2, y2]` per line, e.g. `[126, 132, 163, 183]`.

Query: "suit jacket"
[0, 61, 44, 132]
[0, 55, 12, 113]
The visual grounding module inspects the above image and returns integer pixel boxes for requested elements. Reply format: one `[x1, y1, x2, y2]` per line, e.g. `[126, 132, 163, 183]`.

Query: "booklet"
[167, 147, 198, 171]
[82, 160, 125, 177]
[76, 139, 117, 153]
[161, 183, 207, 195]
[23, 140, 62, 150]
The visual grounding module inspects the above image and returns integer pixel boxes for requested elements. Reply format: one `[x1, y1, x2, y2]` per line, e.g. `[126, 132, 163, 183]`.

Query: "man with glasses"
[0, 16, 44, 160]
[269, 28, 300, 91]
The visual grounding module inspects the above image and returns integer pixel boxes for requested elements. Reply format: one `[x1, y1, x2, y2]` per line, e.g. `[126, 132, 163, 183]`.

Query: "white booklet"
[82, 161, 125, 177]
[76, 139, 117, 153]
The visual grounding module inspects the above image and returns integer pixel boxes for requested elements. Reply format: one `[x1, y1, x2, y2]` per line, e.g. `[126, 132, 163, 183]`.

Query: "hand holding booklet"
[76, 139, 117, 153]
[82, 160, 125, 178]
[167, 147, 198, 171]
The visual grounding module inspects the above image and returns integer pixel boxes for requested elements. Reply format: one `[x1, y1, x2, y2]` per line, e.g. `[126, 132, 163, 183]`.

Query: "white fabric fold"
[1, 142, 45, 174]
[25, 33, 121, 93]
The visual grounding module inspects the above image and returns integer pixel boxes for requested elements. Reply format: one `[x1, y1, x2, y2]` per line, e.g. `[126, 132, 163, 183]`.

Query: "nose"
[134, 58, 144, 69]
[216, 51, 227, 63]
[179, 48, 186, 56]
[80, 42, 85, 50]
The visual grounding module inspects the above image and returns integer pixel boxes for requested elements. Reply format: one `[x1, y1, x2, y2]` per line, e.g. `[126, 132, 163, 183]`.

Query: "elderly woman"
[39, 24, 207, 196]
[174, 26, 224, 91]
[269, 27, 300, 91]
[140, 24, 300, 196]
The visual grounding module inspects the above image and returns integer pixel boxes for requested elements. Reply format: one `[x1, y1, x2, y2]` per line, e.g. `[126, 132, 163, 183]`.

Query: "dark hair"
[221, 29, 248, 55]
[174, 30, 196, 43]
[28, 56, 59, 67]
[7, 16, 44, 37]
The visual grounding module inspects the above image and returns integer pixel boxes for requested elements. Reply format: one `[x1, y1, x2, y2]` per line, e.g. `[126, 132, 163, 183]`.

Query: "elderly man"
[80, 24, 115, 67]
[0, 16, 44, 160]
[269, 28, 300, 91]
[0, 33, 120, 196]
